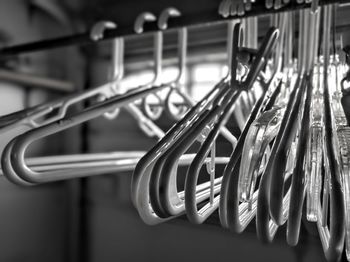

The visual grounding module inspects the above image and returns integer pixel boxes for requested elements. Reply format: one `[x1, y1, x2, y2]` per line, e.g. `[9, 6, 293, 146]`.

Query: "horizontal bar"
[0, 0, 346, 57]
[0, 69, 74, 92]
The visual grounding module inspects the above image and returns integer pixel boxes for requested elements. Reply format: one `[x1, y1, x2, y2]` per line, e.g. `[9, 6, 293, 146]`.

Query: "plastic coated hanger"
[131, 78, 230, 224]
[154, 25, 278, 219]
[1, 84, 169, 184]
[184, 24, 279, 225]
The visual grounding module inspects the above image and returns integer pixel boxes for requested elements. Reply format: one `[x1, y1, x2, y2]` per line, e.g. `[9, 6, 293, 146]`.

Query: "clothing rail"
[0, 0, 347, 57]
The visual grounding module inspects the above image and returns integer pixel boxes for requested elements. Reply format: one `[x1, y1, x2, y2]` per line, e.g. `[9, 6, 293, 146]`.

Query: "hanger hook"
[218, 0, 232, 18]
[134, 12, 157, 34]
[103, 34, 125, 120]
[158, 7, 181, 30]
[90, 21, 117, 41]
[158, 7, 184, 84]
[90, 20, 124, 119]
[311, 0, 319, 13]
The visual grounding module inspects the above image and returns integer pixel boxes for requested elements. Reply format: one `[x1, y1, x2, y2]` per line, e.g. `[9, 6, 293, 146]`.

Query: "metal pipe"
[0, 0, 347, 57]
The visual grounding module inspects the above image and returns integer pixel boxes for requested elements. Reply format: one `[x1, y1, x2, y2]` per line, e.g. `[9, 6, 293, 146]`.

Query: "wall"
[0, 1, 83, 261]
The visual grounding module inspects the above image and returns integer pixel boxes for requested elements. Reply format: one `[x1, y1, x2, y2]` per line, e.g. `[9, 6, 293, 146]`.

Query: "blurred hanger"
[158, 8, 193, 121]
[93, 21, 164, 139]
[1, 84, 169, 185]
[0, 150, 146, 178]
[135, 12, 165, 121]
[0, 20, 156, 134]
